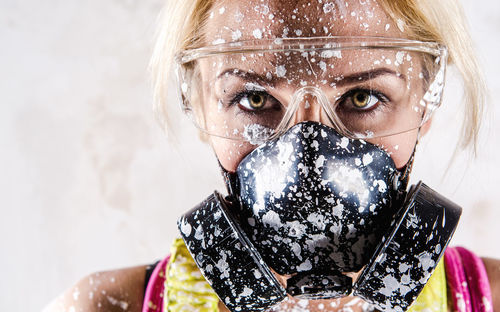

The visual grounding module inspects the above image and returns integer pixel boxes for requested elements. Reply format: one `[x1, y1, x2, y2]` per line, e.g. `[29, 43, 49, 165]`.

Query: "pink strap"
[455, 247, 493, 312]
[445, 247, 473, 312]
[444, 247, 493, 312]
[142, 255, 170, 312]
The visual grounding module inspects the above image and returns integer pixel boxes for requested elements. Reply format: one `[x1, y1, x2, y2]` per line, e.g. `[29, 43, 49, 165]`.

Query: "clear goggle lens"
[176, 37, 447, 144]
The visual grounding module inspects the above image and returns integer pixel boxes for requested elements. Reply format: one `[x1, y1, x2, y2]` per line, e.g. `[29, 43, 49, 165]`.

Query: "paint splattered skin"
[43, 265, 148, 312]
[201, 0, 429, 173]
[44, 0, 500, 311]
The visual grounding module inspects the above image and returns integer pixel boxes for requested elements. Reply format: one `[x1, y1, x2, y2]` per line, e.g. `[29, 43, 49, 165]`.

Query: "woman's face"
[198, 0, 431, 172]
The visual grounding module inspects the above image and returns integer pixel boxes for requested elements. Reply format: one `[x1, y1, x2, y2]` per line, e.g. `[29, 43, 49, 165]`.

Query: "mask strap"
[395, 128, 421, 191]
[217, 160, 239, 199]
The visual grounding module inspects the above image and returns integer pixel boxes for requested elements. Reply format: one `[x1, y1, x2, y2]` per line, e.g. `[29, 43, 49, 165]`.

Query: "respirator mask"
[175, 37, 461, 312]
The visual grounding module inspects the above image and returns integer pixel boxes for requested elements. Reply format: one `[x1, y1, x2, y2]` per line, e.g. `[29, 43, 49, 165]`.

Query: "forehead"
[204, 0, 406, 44]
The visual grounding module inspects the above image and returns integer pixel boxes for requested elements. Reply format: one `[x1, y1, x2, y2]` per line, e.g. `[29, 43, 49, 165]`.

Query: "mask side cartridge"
[177, 192, 287, 312]
[354, 182, 462, 311]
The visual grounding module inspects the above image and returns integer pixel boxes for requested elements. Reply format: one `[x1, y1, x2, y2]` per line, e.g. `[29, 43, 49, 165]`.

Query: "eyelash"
[337, 88, 390, 113]
[227, 91, 281, 112]
[225, 88, 390, 114]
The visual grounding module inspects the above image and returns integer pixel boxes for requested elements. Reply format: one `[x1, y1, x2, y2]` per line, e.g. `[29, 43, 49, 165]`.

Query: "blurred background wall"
[0, 0, 498, 310]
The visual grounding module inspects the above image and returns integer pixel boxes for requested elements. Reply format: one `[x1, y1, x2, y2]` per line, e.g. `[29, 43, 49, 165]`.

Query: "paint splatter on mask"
[233, 121, 402, 275]
[178, 122, 461, 312]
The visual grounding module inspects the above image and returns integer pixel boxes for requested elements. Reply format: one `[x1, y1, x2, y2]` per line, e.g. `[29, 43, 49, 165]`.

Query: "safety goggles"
[175, 37, 447, 143]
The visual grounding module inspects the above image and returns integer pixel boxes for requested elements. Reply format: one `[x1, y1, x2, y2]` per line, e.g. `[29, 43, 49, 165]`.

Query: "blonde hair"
[150, 0, 486, 152]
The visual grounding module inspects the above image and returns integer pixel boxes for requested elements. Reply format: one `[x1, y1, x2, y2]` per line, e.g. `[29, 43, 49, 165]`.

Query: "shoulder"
[43, 264, 151, 312]
[482, 257, 500, 311]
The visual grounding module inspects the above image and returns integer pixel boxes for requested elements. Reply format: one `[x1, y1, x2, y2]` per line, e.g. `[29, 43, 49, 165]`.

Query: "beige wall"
[1, 1, 499, 310]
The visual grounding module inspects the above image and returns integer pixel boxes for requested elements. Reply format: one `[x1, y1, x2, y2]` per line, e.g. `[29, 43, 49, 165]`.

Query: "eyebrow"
[216, 68, 406, 87]
[217, 69, 275, 86]
[333, 68, 406, 86]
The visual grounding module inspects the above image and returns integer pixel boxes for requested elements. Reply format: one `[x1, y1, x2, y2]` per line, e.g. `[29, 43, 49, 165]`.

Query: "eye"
[338, 89, 388, 112]
[226, 90, 283, 114]
[351, 90, 380, 110]
[238, 92, 268, 111]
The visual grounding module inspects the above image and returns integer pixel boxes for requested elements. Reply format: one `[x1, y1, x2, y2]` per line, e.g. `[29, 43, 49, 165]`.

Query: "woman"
[45, 0, 500, 311]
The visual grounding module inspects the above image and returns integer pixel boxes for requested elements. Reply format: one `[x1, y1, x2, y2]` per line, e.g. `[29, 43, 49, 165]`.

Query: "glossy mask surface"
[234, 121, 402, 275]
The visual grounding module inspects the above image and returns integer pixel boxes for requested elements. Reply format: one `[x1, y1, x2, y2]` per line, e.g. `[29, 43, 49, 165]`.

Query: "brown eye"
[250, 94, 265, 108]
[351, 90, 379, 110]
[239, 93, 266, 110]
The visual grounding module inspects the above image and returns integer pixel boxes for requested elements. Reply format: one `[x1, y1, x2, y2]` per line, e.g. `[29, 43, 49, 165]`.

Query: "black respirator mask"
[178, 121, 461, 312]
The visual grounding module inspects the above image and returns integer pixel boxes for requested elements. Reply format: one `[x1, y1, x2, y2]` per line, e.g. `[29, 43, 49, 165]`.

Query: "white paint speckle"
[319, 61, 327, 72]
[362, 153, 373, 166]
[323, 3, 335, 13]
[321, 49, 342, 59]
[483, 296, 492, 311]
[276, 65, 287, 77]
[315, 155, 326, 170]
[252, 28, 263, 39]
[397, 19, 405, 32]
[240, 286, 253, 297]
[107, 296, 129, 310]
[194, 224, 204, 240]
[231, 29, 242, 41]
[291, 242, 302, 260]
[297, 259, 313, 271]
[262, 210, 283, 231]
[339, 137, 349, 149]
[374, 180, 387, 193]
[215, 253, 230, 278]
[395, 51, 404, 66]
[418, 251, 435, 271]
[253, 269, 262, 279]
[212, 38, 226, 45]
[399, 262, 410, 273]
[180, 220, 192, 236]
[355, 158, 361, 166]
[243, 124, 274, 145]
[287, 220, 307, 238]
[379, 275, 399, 296]
[456, 293, 466, 312]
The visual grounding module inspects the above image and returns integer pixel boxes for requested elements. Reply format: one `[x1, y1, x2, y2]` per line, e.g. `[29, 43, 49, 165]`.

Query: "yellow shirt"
[165, 238, 447, 312]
